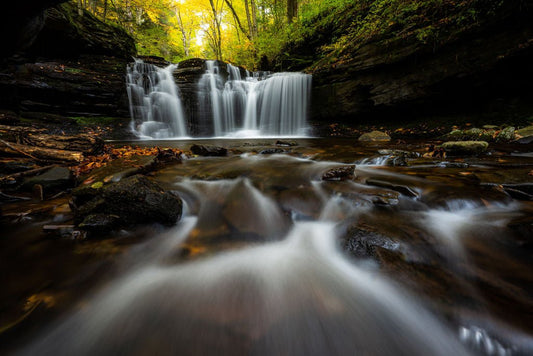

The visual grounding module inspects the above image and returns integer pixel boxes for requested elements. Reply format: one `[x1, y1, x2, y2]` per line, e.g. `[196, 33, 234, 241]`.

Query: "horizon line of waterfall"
[126, 58, 312, 139]
[126, 59, 187, 139]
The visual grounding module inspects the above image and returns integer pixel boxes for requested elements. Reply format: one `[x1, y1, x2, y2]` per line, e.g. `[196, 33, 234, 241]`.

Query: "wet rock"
[516, 136, 533, 144]
[322, 165, 355, 181]
[501, 184, 533, 201]
[78, 214, 121, 234]
[342, 226, 400, 259]
[72, 175, 182, 230]
[377, 149, 419, 158]
[22, 166, 73, 192]
[221, 180, 289, 239]
[495, 127, 516, 142]
[365, 178, 419, 198]
[190, 144, 227, 157]
[278, 186, 324, 219]
[259, 148, 286, 155]
[377, 149, 420, 166]
[441, 141, 488, 156]
[358, 131, 391, 142]
[276, 140, 298, 147]
[43, 224, 78, 239]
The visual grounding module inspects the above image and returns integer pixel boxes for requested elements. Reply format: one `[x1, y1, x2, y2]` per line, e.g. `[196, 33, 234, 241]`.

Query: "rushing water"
[126, 59, 188, 139]
[2, 139, 533, 355]
[128, 59, 311, 139]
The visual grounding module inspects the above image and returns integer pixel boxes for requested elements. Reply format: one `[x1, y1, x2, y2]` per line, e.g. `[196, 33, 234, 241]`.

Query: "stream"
[1, 138, 532, 355]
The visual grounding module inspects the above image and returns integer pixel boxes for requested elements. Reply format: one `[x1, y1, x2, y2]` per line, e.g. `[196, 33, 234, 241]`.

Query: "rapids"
[2, 138, 532, 356]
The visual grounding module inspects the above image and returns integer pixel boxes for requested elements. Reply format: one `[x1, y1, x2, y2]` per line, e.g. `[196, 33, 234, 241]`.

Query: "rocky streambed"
[0, 138, 532, 355]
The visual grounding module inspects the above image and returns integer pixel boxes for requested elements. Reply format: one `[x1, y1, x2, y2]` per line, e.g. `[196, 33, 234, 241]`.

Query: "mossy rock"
[496, 127, 516, 142]
[516, 125, 533, 138]
[72, 175, 182, 229]
[441, 141, 489, 156]
[358, 131, 391, 142]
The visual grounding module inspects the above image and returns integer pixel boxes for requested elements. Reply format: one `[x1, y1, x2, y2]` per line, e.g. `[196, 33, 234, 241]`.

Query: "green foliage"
[68, 0, 517, 70]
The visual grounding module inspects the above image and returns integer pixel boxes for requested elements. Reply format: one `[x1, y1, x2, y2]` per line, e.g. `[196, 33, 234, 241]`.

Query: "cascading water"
[126, 59, 187, 139]
[198, 60, 311, 137]
[127, 59, 311, 138]
[6, 139, 533, 355]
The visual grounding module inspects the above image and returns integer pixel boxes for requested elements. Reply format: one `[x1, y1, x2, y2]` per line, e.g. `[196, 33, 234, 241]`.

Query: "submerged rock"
[322, 165, 355, 181]
[441, 141, 488, 156]
[358, 131, 391, 142]
[276, 140, 298, 147]
[365, 178, 419, 198]
[72, 175, 182, 233]
[190, 144, 227, 157]
[342, 226, 400, 259]
[259, 148, 286, 155]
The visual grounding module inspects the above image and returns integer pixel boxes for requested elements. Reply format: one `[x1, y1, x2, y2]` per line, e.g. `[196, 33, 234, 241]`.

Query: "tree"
[287, 0, 297, 23]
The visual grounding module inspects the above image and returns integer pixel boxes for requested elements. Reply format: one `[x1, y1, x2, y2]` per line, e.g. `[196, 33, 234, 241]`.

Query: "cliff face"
[291, 2, 533, 125]
[0, 2, 136, 122]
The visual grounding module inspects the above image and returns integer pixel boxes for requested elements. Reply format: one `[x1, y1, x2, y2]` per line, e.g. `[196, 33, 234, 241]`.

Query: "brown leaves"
[70, 145, 183, 177]
[423, 144, 446, 159]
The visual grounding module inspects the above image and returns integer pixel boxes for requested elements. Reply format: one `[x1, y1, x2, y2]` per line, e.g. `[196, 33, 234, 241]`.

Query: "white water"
[126, 59, 188, 139]
[18, 175, 475, 356]
[198, 60, 311, 137]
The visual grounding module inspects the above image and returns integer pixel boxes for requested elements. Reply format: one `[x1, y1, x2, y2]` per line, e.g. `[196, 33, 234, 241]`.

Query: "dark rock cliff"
[0, 2, 136, 122]
[307, 3, 533, 125]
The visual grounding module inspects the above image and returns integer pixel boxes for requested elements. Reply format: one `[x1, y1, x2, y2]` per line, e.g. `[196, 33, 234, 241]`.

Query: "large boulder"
[71, 175, 182, 232]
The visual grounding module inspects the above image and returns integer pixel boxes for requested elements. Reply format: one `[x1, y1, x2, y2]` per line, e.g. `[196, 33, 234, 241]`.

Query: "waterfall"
[127, 58, 311, 138]
[198, 60, 312, 137]
[126, 59, 187, 139]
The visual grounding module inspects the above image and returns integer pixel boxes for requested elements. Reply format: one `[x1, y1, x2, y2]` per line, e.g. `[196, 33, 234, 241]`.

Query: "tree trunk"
[77, 0, 84, 16]
[208, 0, 223, 60]
[244, 0, 253, 38]
[250, 0, 258, 38]
[225, 0, 251, 41]
[103, 0, 108, 21]
[0, 125, 104, 155]
[175, 7, 190, 57]
[0, 140, 84, 163]
[287, 0, 298, 23]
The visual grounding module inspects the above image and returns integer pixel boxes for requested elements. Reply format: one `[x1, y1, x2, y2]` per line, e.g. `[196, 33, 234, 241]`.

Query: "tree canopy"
[73, 0, 514, 70]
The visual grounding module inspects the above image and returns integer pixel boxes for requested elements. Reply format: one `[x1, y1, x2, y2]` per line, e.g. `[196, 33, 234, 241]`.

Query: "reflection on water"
[2, 138, 533, 355]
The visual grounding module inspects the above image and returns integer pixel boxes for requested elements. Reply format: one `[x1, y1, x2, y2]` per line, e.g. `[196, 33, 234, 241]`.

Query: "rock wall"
[309, 5, 533, 125]
[0, 2, 136, 122]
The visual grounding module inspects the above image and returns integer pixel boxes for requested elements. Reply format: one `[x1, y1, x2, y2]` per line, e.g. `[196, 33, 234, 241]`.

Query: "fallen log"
[0, 125, 104, 154]
[0, 140, 83, 163]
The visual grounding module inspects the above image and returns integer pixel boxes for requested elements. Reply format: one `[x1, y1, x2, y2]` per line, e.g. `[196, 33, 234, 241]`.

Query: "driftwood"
[0, 125, 104, 155]
[0, 140, 83, 163]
